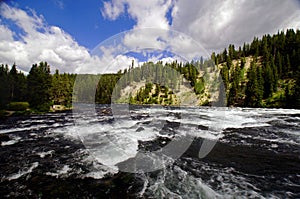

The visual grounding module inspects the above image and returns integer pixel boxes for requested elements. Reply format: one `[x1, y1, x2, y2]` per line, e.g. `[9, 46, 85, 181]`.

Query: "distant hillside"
[111, 29, 300, 108]
[0, 29, 299, 111]
[214, 29, 300, 108]
[106, 59, 220, 106]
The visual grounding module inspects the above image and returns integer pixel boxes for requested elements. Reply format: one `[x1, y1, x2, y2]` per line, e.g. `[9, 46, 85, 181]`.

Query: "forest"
[0, 29, 299, 113]
[0, 62, 75, 112]
[215, 29, 300, 108]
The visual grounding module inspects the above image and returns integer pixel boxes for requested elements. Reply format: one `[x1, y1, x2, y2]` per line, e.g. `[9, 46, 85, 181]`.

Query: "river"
[0, 105, 299, 198]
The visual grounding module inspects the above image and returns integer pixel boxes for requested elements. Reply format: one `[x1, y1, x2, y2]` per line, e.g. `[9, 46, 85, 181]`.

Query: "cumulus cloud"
[101, 0, 208, 61]
[1, 1, 299, 74]
[102, 0, 173, 29]
[101, 0, 177, 61]
[171, 0, 300, 52]
[102, 0, 126, 20]
[0, 23, 14, 41]
[102, 0, 300, 54]
[0, 3, 129, 74]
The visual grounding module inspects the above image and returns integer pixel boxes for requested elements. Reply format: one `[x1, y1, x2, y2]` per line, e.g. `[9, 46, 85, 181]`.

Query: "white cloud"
[1, 4, 45, 36]
[101, 0, 208, 62]
[102, 0, 300, 55]
[0, 3, 128, 74]
[101, 0, 126, 20]
[171, 0, 300, 52]
[108, 54, 139, 72]
[102, 0, 173, 29]
[1, 1, 299, 75]
[123, 28, 168, 51]
[125, 0, 173, 29]
[101, 0, 176, 55]
[0, 23, 14, 41]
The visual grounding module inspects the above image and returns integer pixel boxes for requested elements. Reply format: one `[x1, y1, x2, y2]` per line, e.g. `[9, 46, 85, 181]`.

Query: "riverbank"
[0, 105, 72, 119]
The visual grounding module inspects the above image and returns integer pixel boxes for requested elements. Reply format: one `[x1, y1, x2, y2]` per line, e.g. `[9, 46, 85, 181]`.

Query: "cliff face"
[114, 63, 221, 107]
[114, 53, 298, 108]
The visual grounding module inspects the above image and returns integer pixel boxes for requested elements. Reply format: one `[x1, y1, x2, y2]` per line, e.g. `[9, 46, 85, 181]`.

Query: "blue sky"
[2, 0, 136, 49]
[0, 0, 300, 73]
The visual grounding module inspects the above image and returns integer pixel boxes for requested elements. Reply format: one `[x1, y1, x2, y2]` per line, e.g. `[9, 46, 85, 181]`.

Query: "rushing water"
[0, 105, 299, 198]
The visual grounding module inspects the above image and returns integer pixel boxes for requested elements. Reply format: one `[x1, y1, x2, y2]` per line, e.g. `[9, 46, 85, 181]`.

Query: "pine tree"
[9, 64, 17, 101]
[256, 65, 264, 100]
[263, 62, 274, 98]
[275, 51, 283, 78]
[27, 62, 52, 111]
[228, 82, 237, 106]
[0, 64, 10, 108]
[220, 65, 229, 91]
[245, 61, 262, 107]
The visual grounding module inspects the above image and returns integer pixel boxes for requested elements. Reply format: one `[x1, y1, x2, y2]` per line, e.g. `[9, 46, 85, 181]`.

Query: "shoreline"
[0, 108, 72, 119]
[1, 103, 299, 119]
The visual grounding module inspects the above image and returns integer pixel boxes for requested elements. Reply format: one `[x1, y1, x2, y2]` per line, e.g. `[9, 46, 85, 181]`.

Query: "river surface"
[0, 105, 299, 198]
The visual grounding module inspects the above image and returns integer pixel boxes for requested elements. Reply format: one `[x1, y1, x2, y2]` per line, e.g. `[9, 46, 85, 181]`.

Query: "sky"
[0, 0, 300, 74]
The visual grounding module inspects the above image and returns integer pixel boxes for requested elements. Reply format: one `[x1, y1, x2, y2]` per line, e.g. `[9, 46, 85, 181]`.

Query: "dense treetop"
[0, 29, 299, 112]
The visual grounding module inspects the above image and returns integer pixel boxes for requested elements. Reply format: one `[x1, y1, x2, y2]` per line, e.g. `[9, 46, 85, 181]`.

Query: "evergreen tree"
[0, 64, 10, 108]
[9, 64, 17, 101]
[275, 51, 283, 78]
[256, 64, 264, 100]
[7, 64, 27, 102]
[228, 82, 237, 106]
[263, 62, 274, 98]
[245, 61, 262, 107]
[220, 65, 229, 91]
[27, 62, 52, 111]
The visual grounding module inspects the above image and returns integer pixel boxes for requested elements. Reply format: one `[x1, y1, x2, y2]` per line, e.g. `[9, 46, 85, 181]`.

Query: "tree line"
[0, 62, 75, 112]
[73, 58, 214, 105]
[0, 58, 213, 111]
[214, 29, 300, 108]
[1, 29, 299, 111]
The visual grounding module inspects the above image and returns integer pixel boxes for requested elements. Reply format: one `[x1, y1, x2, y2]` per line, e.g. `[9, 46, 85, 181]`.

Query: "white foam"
[138, 174, 149, 197]
[186, 130, 224, 140]
[0, 127, 32, 134]
[255, 136, 299, 146]
[46, 165, 71, 177]
[7, 162, 39, 181]
[196, 163, 265, 198]
[37, 150, 54, 158]
[56, 106, 300, 177]
[1, 136, 21, 146]
[90, 134, 138, 167]
[84, 165, 118, 179]
[146, 165, 220, 198]
[56, 118, 160, 168]
[85, 171, 109, 179]
[81, 157, 119, 179]
[0, 124, 49, 134]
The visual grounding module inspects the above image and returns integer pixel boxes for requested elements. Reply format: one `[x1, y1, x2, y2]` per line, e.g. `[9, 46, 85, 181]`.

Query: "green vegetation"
[7, 102, 30, 111]
[127, 83, 177, 105]
[0, 29, 299, 111]
[0, 62, 75, 113]
[215, 29, 300, 108]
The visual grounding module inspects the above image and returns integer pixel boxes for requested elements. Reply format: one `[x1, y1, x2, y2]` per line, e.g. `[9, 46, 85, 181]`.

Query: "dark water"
[0, 106, 299, 198]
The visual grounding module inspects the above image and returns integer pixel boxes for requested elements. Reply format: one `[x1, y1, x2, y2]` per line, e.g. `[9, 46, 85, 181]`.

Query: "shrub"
[34, 102, 52, 112]
[7, 102, 30, 111]
[194, 81, 205, 94]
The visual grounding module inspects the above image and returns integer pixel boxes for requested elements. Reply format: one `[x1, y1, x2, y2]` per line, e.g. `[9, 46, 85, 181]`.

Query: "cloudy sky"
[0, 0, 299, 73]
